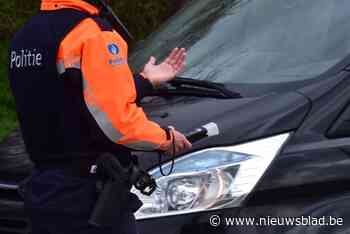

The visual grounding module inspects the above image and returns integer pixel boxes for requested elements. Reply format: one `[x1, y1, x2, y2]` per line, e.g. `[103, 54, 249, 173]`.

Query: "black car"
[1, 0, 350, 233]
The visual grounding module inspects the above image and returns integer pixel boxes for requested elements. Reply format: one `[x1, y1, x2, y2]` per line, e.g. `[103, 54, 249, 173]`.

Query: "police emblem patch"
[108, 44, 119, 55]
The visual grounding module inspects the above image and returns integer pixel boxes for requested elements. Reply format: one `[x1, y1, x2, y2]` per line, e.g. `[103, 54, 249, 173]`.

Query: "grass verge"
[0, 40, 18, 142]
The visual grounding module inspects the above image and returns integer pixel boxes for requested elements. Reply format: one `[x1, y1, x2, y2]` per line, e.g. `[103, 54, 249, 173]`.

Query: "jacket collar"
[41, 0, 99, 15]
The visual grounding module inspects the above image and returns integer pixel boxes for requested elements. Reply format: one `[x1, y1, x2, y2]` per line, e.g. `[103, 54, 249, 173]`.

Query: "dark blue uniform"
[21, 168, 140, 234]
[9, 3, 145, 233]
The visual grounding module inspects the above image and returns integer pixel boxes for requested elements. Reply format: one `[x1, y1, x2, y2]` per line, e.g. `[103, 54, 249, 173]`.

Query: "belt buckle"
[90, 165, 97, 174]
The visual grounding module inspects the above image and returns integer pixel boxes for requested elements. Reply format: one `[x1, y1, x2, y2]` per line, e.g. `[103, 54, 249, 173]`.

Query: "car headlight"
[132, 133, 291, 220]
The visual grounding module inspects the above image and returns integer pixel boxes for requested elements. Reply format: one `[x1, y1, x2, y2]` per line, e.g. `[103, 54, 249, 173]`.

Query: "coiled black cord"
[158, 129, 176, 176]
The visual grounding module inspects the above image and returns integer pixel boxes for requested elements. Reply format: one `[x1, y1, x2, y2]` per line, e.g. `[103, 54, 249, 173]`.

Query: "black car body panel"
[137, 91, 310, 170]
[136, 192, 350, 234]
[256, 71, 350, 192]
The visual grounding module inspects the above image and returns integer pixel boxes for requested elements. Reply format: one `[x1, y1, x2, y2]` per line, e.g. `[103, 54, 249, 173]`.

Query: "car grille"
[0, 218, 30, 234]
[0, 185, 30, 234]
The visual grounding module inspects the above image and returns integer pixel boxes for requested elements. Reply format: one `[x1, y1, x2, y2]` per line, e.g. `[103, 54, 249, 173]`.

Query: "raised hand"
[141, 48, 187, 87]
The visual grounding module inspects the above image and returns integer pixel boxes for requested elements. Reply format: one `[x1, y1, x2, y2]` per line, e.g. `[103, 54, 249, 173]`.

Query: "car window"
[129, 0, 350, 84]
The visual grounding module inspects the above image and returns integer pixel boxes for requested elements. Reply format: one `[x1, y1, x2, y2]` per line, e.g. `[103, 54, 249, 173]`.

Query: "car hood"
[0, 91, 310, 180]
[137, 91, 311, 170]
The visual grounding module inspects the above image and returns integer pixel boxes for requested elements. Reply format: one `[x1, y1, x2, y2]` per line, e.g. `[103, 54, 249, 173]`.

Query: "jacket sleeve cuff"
[133, 74, 154, 103]
[161, 126, 172, 140]
[158, 127, 173, 151]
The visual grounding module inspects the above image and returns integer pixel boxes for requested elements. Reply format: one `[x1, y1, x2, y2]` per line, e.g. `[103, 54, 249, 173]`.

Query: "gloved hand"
[163, 127, 192, 156]
[141, 48, 187, 87]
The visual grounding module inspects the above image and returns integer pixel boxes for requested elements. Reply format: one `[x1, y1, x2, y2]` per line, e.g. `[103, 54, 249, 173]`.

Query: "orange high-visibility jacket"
[42, 0, 170, 151]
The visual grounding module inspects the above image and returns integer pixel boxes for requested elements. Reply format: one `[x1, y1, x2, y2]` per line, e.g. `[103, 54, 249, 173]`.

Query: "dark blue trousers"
[21, 168, 140, 234]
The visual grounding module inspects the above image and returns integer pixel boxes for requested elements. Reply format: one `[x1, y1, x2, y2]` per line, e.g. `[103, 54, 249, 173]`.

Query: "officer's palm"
[142, 48, 186, 87]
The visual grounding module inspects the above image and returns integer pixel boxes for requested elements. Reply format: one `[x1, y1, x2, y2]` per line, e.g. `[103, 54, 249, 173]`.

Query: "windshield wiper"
[151, 77, 242, 99]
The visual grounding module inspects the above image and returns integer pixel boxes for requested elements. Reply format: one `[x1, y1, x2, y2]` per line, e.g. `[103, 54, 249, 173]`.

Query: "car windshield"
[129, 0, 350, 84]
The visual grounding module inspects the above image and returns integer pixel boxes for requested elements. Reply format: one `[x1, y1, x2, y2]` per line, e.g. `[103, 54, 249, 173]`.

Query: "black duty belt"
[34, 152, 134, 178]
[35, 153, 101, 178]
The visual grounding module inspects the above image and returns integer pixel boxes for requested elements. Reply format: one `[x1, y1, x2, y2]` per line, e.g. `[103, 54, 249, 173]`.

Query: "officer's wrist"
[162, 126, 172, 140]
[139, 72, 160, 88]
[159, 127, 173, 151]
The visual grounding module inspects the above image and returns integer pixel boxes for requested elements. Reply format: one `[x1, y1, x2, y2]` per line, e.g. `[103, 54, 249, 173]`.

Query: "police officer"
[8, 0, 192, 233]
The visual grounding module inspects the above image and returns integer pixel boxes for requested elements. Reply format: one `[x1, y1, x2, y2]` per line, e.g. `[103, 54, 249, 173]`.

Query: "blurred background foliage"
[0, 0, 186, 141]
[0, 0, 185, 41]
